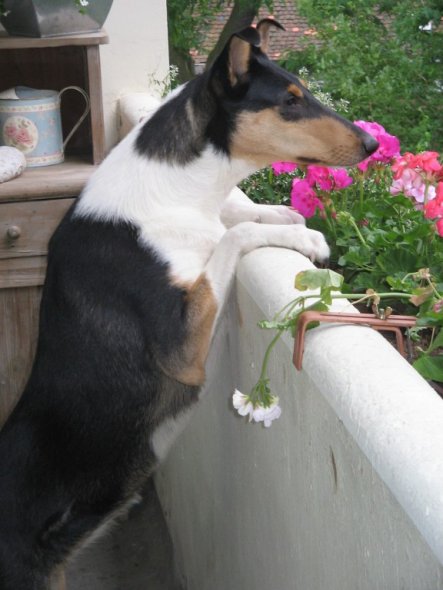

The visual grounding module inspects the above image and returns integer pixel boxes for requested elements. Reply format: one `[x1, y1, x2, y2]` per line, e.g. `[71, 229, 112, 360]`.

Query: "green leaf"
[413, 355, 443, 383]
[428, 329, 443, 354]
[294, 269, 344, 292]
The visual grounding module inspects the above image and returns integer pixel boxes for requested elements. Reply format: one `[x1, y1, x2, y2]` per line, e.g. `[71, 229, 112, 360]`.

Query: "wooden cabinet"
[0, 32, 108, 427]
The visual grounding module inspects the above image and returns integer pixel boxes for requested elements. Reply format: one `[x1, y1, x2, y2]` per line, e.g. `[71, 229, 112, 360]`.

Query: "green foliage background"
[279, 0, 443, 152]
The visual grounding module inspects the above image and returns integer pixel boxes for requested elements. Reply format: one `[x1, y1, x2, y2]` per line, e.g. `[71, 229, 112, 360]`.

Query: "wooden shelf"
[0, 30, 109, 49]
[0, 158, 97, 203]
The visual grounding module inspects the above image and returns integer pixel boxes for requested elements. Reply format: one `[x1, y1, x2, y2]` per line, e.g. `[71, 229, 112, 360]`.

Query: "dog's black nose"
[362, 133, 379, 155]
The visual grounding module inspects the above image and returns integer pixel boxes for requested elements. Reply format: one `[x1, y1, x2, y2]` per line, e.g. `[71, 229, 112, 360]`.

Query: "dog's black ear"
[256, 18, 285, 55]
[209, 26, 260, 93]
[226, 27, 261, 87]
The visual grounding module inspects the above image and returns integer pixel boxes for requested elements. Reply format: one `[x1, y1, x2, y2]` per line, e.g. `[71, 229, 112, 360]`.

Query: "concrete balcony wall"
[155, 247, 443, 590]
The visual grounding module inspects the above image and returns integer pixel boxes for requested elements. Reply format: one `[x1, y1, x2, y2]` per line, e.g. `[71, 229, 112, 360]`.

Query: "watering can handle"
[59, 86, 91, 150]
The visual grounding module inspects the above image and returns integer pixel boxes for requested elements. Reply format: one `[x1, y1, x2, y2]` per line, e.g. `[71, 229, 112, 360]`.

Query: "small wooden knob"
[6, 225, 21, 240]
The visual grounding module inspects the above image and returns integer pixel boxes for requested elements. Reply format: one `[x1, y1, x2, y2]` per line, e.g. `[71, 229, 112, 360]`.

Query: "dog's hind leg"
[0, 544, 50, 590]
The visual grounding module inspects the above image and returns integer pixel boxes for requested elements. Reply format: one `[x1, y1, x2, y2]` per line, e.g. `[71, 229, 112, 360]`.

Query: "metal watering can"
[0, 86, 90, 167]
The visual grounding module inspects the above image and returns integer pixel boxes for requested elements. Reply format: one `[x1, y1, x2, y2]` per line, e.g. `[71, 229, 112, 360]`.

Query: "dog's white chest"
[139, 211, 226, 283]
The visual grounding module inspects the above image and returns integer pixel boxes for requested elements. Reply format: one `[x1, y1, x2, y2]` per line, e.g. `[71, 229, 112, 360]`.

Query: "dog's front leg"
[206, 221, 329, 319]
[221, 187, 305, 228]
[163, 222, 328, 388]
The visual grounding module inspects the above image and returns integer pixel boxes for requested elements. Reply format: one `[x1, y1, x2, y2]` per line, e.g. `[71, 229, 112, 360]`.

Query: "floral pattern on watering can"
[0, 86, 90, 168]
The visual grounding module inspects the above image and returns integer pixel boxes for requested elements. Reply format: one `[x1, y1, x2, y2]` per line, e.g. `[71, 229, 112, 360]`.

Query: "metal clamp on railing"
[293, 310, 417, 370]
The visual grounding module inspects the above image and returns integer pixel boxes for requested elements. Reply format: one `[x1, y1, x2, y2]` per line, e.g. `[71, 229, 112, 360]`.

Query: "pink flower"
[354, 120, 400, 171]
[391, 153, 416, 180]
[424, 182, 443, 218]
[390, 168, 436, 203]
[331, 168, 354, 189]
[291, 179, 323, 218]
[393, 151, 442, 182]
[306, 166, 333, 190]
[424, 196, 443, 219]
[423, 182, 443, 237]
[306, 165, 353, 191]
[415, 151, 441, 175]
[272, 161, 298, 175]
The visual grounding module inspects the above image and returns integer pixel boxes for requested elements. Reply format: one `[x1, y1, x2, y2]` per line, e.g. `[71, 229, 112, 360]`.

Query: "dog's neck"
[76, 120, 257, 225]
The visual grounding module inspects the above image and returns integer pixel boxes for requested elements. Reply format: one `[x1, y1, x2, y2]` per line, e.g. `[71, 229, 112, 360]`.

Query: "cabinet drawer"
[0, 198, 74, 259]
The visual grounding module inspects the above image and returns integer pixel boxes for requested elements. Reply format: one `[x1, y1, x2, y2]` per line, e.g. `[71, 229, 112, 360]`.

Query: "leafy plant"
[279, 0, 443, 152]
[237, 121, 443, 425]
[233, 266, 443, 427]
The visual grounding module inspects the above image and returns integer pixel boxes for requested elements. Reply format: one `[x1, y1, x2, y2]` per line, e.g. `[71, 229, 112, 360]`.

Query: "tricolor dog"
[0, 20, 378, 589]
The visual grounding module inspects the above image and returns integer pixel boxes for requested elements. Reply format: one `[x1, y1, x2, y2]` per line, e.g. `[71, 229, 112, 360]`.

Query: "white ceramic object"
[0, 146, 27, 183]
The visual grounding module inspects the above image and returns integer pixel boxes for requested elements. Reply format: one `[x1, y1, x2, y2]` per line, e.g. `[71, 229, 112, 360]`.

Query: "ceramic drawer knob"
[6, 225, 21, 240]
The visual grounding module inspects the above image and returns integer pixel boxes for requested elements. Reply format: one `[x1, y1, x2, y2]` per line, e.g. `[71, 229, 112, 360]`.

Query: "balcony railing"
[156, 246, 443, 590]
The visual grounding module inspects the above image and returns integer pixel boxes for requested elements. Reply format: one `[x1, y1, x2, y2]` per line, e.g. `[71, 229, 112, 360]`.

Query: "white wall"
[156, 247, 443, 590]
[100, 0, 169, 150]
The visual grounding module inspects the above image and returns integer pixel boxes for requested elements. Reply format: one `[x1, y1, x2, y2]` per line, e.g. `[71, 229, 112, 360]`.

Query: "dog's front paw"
[290, 226, 330, 263]
[254, 204, 306, 226]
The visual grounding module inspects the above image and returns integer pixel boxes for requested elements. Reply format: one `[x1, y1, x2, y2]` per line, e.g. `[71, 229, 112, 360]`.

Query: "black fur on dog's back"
[0, 209, 199, 587]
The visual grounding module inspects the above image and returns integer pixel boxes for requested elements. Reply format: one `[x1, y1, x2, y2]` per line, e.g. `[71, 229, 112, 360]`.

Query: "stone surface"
[0, 146, 26, 183]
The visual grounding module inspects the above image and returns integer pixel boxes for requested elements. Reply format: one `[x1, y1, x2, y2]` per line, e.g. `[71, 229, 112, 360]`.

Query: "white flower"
[232, 389, 254, 420]
[232, 389, 281, 427]
[79, 0, 89, 6]
[251, 397, 282, 427]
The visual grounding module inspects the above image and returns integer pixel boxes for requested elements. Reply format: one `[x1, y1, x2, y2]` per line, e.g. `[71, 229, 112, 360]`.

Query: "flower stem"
[349, 217, 369, 248]
[259, 330, 284, 382]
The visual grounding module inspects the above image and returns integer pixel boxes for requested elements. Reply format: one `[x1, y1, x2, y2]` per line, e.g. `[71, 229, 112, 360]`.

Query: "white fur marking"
[151, 410, 194, 462]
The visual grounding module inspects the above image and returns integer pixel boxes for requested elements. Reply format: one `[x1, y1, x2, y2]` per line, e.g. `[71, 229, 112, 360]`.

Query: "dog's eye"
[286, 96, 298, 106]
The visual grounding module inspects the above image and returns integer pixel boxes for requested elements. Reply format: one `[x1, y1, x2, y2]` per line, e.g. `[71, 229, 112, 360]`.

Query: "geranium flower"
[436, 218, 443, 237]
[354, 120, 400, 172]
[414, 151, 442, 176]
[232, 389, 254, 419]
[424, 190, 443, 219]
[392, 151, 442, 182]
[272, 161, 298, 175]
[331, 168, 354, 189]
[291, 179, 324, 218]
[250, 399, 282, 427]
[307, 165, 353, 191]
[306, 166, 333, 190]
[232, 389, 281, 427]
[391, 168, 436, 203]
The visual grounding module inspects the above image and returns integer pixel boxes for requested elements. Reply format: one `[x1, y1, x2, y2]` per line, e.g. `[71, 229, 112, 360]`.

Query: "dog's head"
[207, 19, 378, 168]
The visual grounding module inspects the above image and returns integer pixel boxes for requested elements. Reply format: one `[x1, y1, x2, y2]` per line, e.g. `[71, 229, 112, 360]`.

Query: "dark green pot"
[0, 0, 113, 37]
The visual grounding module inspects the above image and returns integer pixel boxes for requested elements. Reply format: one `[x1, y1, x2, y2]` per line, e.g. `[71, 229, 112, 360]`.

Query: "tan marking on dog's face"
[159, 274, 217, 387]
[231, 108, 366, 168]
[288, 83, 303, 98]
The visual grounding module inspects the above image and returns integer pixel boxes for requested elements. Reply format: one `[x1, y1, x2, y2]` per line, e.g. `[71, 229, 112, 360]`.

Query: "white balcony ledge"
[156, 246, 443, 590]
